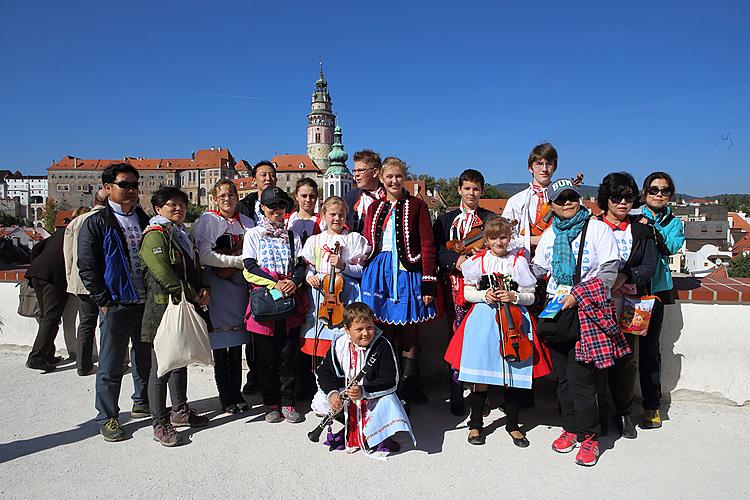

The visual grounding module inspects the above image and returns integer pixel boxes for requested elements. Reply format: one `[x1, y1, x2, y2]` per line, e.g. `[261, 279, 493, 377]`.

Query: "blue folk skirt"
[361, 252, 436, 325]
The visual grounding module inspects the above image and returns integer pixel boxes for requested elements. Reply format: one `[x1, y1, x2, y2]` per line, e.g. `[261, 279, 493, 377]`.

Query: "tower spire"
[319, 56, 324, 80]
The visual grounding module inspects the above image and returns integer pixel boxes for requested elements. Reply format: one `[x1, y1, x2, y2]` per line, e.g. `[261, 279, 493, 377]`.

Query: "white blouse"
[461, 250, 537, 305]
[242, 225, 303, 275]
[300, 231, 372, 278]
[193, 211, 255, 269]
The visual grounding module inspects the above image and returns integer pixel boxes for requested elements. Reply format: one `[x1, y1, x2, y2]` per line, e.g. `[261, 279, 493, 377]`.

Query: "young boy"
[315, 302, 415, 456]
[432, 169, 495, 415]
[343, 149, 385, 234]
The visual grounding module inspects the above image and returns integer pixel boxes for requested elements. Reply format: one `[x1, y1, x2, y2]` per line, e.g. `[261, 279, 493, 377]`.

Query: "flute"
[308, 350, 380, 442]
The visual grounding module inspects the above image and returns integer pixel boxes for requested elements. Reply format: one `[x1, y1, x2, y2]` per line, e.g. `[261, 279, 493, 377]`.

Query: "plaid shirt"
[571, 277, 631, 369]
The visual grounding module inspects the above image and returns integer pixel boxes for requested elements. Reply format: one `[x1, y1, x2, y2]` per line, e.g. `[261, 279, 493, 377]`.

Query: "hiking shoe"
[99, 418, 125, 442]
[575, 435, 600, 466]
[131, 403, 151, 419]
[153, 420, 182, 447]
[170, 404, 209, 428]
[265, 406, 284, 423]
[641, 409, 662, 429]
[551, 430, 578, 453]
[282, 406, 303, 423]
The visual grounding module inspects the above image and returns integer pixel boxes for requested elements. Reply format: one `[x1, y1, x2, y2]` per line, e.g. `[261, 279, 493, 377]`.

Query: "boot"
[400, 357, 428, 405]
[449, 368, 465, 416]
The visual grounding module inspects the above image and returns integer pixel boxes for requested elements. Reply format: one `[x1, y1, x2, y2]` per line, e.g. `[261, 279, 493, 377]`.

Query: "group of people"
[23, 143, 684, 466]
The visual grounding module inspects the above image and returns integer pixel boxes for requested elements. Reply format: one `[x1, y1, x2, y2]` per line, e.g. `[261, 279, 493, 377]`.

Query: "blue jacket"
[641, 206, 685, 294]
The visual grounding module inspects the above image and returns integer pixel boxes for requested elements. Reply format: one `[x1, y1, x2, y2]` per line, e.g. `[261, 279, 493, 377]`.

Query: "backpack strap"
[573, 219, 590, 285]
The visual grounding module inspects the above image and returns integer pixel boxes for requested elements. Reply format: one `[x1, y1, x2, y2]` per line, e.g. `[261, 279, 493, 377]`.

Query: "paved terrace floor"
[0, 349, 747, 499]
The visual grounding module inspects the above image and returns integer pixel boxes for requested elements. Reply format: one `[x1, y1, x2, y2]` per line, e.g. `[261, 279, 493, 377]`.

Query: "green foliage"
[717, 194, 750, 213]
[729, 254, 750, 278]
[0, 213, 23, 226]
[410, 173, 508, 208]
[185, 204, 207, 223]
[42, 199, 58, 233]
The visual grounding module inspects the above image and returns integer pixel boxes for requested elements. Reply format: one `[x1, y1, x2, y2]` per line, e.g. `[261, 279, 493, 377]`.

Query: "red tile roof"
[729, 212, 750, 233]
[55, 210, 74, 228]
[49, 149, 235, 172]
[733, 234, 750, 257]
[234, 160, 251, 172]
[479, 199, 508, 214]
[271, 155, 320, 173]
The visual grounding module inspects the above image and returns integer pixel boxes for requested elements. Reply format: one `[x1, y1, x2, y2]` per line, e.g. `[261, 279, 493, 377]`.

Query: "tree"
[729, 254, 750, 278]
[0, 213, 22, 226]
[185, 204, 207, 223]
[42, 199, 58, 233]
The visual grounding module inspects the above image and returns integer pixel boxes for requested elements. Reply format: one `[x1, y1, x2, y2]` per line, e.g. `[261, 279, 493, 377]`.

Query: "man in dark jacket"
[25, 228, 68, 372]
[343, 149, 385, 234]
[236, 160, 278, 224]
[77, 163, 151, 442]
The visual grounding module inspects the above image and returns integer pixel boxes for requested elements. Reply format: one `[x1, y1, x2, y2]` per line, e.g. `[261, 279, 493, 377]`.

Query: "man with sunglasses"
[78, 163, 152, 442]
[344, 149, 385, 234]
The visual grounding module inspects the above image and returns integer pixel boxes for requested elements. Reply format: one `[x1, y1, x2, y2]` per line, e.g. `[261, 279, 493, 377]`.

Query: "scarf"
[148, 215, 194, 256]
[451, 204, 482, 239]
[261, 218, 288, 239]
[529, 182, 548, 203]
[551, 208, 590, 286]
[354, 186, 386, 220]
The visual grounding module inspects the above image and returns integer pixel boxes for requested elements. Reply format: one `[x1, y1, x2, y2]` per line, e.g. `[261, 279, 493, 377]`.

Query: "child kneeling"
[315, 302, 415, 456]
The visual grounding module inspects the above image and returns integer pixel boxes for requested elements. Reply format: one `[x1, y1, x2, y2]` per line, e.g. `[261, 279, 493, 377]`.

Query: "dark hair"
[352, 149, 382, 170]
[295, 177, 318, 194]
[102, 163, 139, 184]
[343, 302, 375, 328]
[252, 160, 276, 177]
[151, 187, 188, 210]
[642, 171, 676, 202]
[597, 172, 641, 211]
[458, 169, 485, 188]
[527, 143, 558, 169]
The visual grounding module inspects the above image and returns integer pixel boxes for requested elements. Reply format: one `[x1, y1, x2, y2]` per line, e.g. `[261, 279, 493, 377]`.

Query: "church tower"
[324, 125, 353, 199]
[307, 61, 336, 172]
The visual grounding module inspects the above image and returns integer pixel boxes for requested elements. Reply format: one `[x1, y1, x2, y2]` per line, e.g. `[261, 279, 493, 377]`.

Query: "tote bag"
[17, 281, 40, 318]
[153, 283, 213, 377]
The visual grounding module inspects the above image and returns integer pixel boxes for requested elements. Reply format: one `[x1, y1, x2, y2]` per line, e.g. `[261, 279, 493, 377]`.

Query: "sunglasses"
[552, 193, 581, 205]
[610, 194, 635, 204]
[647, 186, 672, 197]
[112, 181, 139, 191]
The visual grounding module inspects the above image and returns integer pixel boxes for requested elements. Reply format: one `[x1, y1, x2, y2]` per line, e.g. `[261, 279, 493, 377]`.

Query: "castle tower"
[307, 61, 336, 172]
[324, 126, 353, 199]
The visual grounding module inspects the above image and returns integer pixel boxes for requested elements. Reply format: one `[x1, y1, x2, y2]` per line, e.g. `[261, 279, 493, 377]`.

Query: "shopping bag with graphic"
[618, 295, 658, 336]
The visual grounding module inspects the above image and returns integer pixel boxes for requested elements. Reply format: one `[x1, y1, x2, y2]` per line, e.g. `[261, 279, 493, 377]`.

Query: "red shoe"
[551, 430, 578, 453]
[575, 435, 600, 467]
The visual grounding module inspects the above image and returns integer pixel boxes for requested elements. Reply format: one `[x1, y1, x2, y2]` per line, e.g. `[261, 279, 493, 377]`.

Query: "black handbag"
[537, 219, 589, 345]
[249, 230, 297, 322]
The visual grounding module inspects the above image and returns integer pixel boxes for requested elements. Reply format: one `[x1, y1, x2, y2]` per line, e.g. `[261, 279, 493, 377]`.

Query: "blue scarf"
[551, 208, 590, 286]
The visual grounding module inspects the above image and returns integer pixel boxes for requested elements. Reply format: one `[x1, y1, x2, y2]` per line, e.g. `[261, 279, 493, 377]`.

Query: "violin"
[491, 274, 533, 363]
[318, 242, 345, 328]
[522, 173, 585, 237]
[446, 227, 485, 255]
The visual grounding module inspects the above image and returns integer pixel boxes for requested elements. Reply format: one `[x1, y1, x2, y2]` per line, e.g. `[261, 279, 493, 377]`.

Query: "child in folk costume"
[360, 157, 437, 409]
[344, 149, 386, 235]
[287, 177, 325, 245]
[432, 168, 496, 415]
[316, 303, 415, 456]
[300, 196, 371, 359]
[242, 187, 309, 424]
[445, 217, 552, 447]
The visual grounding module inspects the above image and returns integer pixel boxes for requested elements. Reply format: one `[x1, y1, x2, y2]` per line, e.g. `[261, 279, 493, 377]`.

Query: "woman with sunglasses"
[637, 172, 685, 430]
[595, 173, 658, 439]
[531, 179, 629, 466]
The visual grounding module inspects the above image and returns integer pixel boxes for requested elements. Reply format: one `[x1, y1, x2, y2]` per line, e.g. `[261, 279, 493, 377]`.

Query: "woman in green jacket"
[139, 187, 211, 446]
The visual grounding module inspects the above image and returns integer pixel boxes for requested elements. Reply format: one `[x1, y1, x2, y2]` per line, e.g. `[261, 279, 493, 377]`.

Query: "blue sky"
[1, 0, 749, 196]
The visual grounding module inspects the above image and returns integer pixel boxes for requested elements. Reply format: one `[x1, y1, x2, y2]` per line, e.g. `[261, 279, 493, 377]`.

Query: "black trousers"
[76, 294, 99, 371]
[213, 346, 243, 409]
[549, 341, 601, 440]
[147, 348, 187, 421]
[467, 387, 524, 432]
[640, 298, 664, 411]
[603, 333, 638, 417]
[27, 278, 68, 364]
[253, 323, 300, 407]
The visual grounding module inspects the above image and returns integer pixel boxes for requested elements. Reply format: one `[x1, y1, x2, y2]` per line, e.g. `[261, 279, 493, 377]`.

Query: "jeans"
[147, 348, 187, 421]
[95, 303, 151, 423]
[27, 278, 68, 364]
[640, 298, 664, 410]
[253, 323, 300, 407]
[549, 341, 602, 441]
[76, 294, 99, 371]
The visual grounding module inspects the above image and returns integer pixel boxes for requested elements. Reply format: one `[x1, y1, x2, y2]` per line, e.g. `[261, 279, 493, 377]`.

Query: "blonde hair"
[320, 195, 347, 216]
[343, 302, 375, 329]
[483, 216, 513, 241]
[380, 156, 407, 177]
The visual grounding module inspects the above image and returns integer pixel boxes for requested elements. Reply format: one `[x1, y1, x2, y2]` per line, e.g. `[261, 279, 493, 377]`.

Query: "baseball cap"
[547, 178, 581, 203]
[260, 187, 292, 209]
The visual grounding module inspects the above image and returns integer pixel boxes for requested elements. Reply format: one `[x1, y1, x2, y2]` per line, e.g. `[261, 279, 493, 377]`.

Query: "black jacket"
[344, 186, 384, 235]
[25, 228, 67, 287]
[236, 192, 261, 224]
[432, 207, 496, 275]
[316, 334, 398, 399]
[597, 214, 658, 296]
[77, 204, 149, 307]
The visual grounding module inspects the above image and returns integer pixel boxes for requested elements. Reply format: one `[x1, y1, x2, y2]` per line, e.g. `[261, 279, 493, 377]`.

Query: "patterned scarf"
[551, 208, 590, 286]
[451, 204, 482, 239]
[530, 182, 548, 203]
[261, 218, 288, 239]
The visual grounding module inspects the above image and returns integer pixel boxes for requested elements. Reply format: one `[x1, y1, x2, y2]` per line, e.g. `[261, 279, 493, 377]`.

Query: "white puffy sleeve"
[194, 212, 243, 269]
[343, 233, 372, 278]
[461, 254, 484, 285]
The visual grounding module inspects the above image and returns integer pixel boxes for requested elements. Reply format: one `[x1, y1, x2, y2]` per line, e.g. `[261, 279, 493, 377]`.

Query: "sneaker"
[282, 406, 304, 423]
[26, 359, 57, 372]
[618, 415, 638, 439]
[131, 403, 151, 419]
[77, 366, 96, 376]
[551, 430, 578, 453]
[170, 404, 209, 428]
[265, 406, 284, 423]
[99, 417, 125, 442]
[575, 435, 600, 466]
[641, 409, 662, 429]
[153, 420, 183, 447]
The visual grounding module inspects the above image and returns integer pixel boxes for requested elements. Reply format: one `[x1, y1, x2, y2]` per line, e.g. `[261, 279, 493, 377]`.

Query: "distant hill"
[493, 183, 703, 201]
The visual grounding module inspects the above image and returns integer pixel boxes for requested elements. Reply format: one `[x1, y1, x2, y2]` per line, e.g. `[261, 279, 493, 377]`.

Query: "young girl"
[316, 302, 414, 457]
[360, 157, 437, 408]
[287, 177, 324, 245]
[300, 196, 371, 359]
[445, 217, 551, 447]
[242, 187, 308, 424]
[638, 171, 685, 430]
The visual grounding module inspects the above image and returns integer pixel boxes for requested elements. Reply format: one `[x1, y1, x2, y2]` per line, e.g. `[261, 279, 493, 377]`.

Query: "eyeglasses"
[552, 193, 581, 205]
[216, 193, 238, 200]
[162, 201, 186, 210]
[352, 167, 376, 175]
[112, 181, 139, 191]
[647, 186, 672, 197]
[610, 194, 635, 204]
[533, 160, 555, 168]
